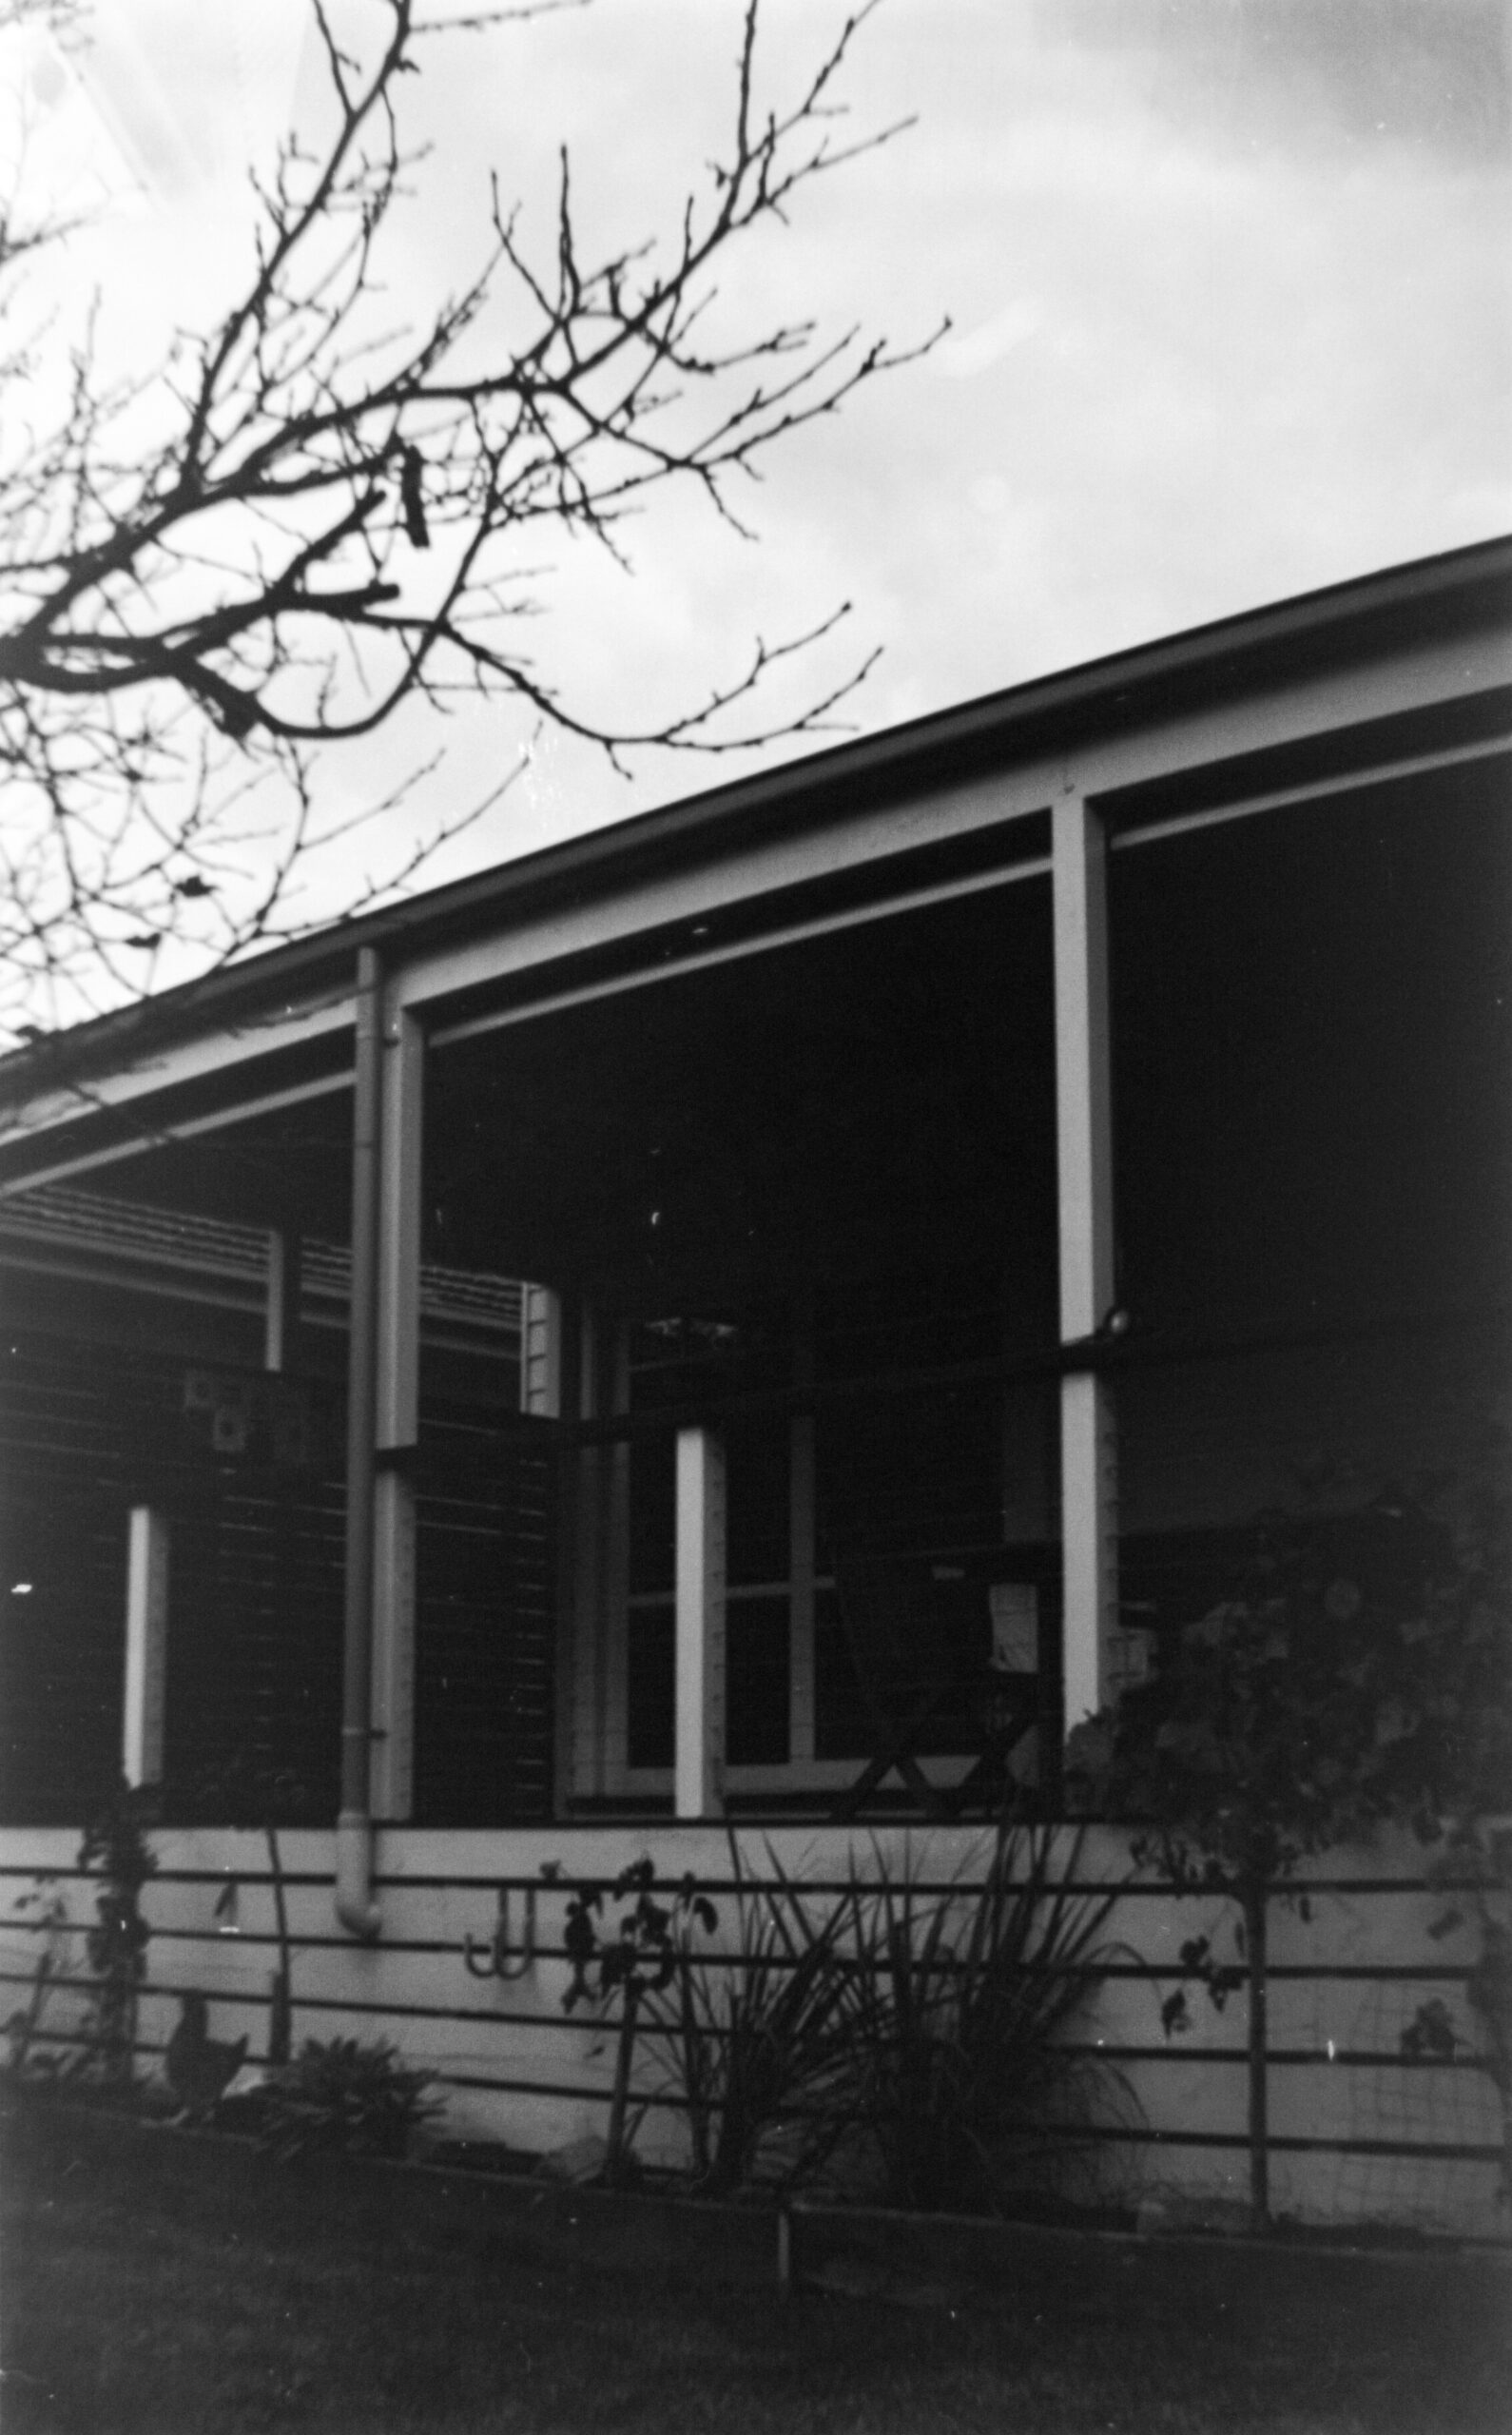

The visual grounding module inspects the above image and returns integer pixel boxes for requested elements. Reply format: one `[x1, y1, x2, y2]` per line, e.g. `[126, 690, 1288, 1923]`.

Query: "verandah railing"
[1, 1841, 1503, 2240]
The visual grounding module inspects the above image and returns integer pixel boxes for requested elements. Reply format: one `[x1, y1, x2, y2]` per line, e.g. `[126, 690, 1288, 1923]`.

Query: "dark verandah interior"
[1, 753, 1506, 1823]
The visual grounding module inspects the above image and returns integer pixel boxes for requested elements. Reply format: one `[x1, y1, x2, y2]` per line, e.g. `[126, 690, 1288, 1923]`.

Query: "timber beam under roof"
[0, 536, 1506, 1197]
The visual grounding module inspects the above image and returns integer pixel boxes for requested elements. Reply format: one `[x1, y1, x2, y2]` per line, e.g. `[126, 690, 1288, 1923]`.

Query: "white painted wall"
[0, 1821, 1501, 2240]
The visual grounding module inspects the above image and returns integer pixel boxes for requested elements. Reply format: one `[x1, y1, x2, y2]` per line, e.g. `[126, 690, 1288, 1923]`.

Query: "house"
[1, 536, 1508, 2231]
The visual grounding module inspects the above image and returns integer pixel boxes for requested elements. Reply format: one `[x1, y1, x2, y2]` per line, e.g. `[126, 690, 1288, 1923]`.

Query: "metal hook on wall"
[462, 1861, 560, 1981]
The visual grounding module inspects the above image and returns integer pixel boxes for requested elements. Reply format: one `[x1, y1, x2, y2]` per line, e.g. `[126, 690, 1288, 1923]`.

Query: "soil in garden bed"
[424, 2134, 545, 2180]
[7, 2092, 1512, 2435]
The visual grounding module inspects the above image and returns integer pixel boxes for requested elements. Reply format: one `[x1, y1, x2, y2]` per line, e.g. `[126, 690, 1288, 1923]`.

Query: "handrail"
[485, 1297, 1511, 1453]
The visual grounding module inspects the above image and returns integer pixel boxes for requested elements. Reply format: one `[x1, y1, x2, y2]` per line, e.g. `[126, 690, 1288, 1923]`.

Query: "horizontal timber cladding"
[0, 1336, 557, 1827]
[0, 1332, 350, 1824]
[165, 1454, 346, 1823]
[0, 1340, 131, 1821]
[0, 1823, 1503, 2241]
[412, 1415, 556, 1826]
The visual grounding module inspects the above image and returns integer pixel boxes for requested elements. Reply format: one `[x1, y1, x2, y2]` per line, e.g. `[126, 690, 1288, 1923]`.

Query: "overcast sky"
[5, 0, 1509, 906]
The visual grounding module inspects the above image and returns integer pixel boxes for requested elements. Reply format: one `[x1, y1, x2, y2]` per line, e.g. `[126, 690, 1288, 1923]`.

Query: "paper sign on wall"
[989, 1581, 1038, 1673]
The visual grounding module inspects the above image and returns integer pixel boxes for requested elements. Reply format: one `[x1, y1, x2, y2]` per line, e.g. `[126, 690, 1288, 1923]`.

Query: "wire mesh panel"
[412, 1415, 556, 1825]
[0, 1340, 131, 1822]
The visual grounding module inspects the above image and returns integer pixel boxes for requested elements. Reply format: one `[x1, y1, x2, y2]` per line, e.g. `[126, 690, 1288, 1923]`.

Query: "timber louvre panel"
[412, 1416, 556, 1825]
[165, 1468, 345, 1822]
[0, 1342, 129, 1821]
[0, 1340, 557, 1828]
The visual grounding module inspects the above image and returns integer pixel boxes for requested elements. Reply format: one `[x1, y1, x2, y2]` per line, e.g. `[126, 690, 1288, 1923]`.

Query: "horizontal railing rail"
[4, 1849, 1504, 2231]
[483, 1298, 1511, 1453]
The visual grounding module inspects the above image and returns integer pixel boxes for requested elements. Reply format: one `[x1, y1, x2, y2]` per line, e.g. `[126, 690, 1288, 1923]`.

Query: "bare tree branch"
[0, 0, 938, 1044]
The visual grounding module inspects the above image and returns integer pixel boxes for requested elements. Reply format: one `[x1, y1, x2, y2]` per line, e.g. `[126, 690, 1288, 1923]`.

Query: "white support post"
[519, 1284, 563, 1418]
[674, 1424, 726, 1820]
[370, 1003, 423, 1821]
[264, 1231, 290, 1373]
[520, 1281, 572, 1811]
[123, 1507, 169, 1787]
[1053, 791, 1119, 1730]
[1058, 1377, 1118, 1724]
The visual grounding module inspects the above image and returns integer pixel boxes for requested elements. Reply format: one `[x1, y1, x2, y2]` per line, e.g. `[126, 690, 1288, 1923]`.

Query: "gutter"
[4, 535, 1508, 1117]
[336, 945, 382, 1940]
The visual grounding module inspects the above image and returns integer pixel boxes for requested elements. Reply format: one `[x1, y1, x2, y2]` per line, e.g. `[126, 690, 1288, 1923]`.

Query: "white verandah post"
[1052, 791, 1119, 1731]
[264, 1228, 302, 1375]
[122, 1506, 169, 1788]
[520, 1284, 564, 1422]
[370, 1002, 423, 1820]
[516, 1284, 574, 1811]
[675, 1424, 726, 1819]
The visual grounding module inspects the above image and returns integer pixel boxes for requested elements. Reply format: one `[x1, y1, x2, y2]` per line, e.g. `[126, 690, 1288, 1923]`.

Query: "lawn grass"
[2, 2102, 1508, 2435]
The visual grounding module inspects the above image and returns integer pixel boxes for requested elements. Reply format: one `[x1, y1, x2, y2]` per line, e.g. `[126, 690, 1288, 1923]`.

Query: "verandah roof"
[0, 530, 1507, 1193]
[0, 536, 1507, 1838]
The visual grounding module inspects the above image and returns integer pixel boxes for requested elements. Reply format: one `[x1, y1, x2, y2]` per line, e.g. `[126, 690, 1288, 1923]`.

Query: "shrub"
[1068, 1485, 1512, 2228]
[562, 1859, 701, 2187]
[840, 1825, 1134, 2216]
[255, 2036, 442, 2162]
[561, 1838, 1132, 2212]
[3, 1877, 69, 2079]
[75, 1782, 159, 2085]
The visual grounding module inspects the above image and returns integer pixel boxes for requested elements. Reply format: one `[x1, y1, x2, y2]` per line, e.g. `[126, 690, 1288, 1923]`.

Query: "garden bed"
[7, 2086, 1511, 2435]
[6, 2085, 1506, 2297]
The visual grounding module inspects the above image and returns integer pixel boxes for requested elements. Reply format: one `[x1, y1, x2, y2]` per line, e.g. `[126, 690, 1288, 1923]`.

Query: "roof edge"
[6, 531, 1510, 1088]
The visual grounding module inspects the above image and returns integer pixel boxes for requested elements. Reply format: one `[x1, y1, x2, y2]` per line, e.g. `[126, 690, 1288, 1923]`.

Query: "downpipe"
[336, 1810, 379, 1943]
[337, 944, 383, 1941]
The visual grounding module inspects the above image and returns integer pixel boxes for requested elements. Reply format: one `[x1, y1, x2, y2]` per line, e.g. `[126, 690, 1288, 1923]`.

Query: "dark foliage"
[253, 2035, 441, 2161]
[74, 1779, 158, 2084]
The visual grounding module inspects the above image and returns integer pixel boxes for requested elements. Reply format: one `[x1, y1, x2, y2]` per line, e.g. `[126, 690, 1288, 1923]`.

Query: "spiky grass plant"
[643, 1838, 860, 2200]
[843, 1825, 1135, 2215]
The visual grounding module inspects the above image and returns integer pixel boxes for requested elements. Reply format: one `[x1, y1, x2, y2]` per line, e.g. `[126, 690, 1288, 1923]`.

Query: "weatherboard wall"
[0, 1822, 1501, 2243]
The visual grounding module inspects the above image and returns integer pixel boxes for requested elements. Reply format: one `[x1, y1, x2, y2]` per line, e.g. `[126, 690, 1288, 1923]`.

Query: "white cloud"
[931, 299, 1046, 379]
[4, 0, 1507, 909]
